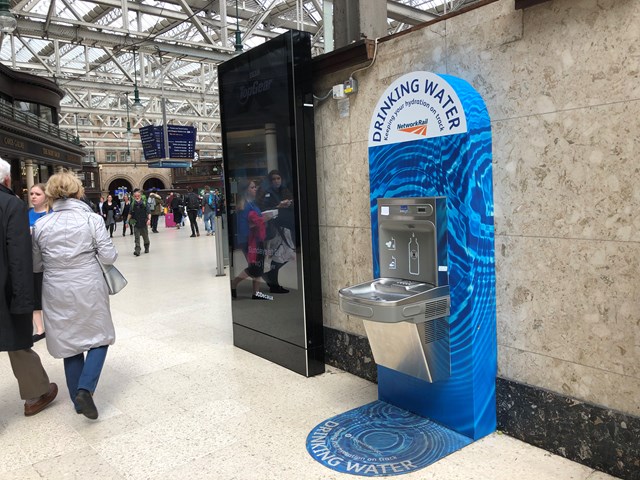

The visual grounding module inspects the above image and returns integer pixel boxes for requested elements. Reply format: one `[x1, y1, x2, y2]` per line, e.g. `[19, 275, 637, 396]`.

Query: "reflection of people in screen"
[257, 170, 295, 294]
[231, 179, 275, 300]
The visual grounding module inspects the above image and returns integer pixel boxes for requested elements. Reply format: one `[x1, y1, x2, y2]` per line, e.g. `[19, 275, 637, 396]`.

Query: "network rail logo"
[397, 119, 428, 136]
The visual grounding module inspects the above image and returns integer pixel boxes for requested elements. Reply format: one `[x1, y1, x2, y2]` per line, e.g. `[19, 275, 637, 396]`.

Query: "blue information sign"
[148, 161, 191, 168]
[167, 125, 196, 159]
[139, 125, 164, 160]
[139, 125, 197, 161]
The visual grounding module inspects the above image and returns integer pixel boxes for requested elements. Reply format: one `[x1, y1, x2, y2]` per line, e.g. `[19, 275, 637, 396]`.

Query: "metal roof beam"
[15, 19, 235, 62]
[61, 79, 218, 100]
[62, 105, 220, 123]
[176, 0, 219, 45]
[387, 1, 439, 24]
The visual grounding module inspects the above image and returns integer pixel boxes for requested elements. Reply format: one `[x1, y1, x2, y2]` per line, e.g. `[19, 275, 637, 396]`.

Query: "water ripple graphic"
[369, 73, 496, 440]
[306, 400, 472, 477]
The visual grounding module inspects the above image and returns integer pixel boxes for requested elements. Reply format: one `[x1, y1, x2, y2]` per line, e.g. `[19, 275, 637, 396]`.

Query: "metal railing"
[0, 99, 80, 145]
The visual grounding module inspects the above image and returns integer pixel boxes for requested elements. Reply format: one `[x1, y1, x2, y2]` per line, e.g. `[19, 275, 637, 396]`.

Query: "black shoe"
[144, 248, 149, 253]
[134, 251, 140, 256]
[32, 332, 46, 342]
[190, 234, 196, 237]
[152, 230, 159, 233]
[270, 285, 290, 294]
[75, 389, 98, 420]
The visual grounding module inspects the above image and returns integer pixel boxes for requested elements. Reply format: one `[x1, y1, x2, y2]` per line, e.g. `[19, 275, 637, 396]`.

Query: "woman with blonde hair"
[28, 183, 50, 342]
[32, 171, 117, 419]
[230, 178, 275, 300]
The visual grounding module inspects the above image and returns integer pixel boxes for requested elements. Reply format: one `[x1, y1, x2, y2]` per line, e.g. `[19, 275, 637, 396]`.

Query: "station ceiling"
[0, 0, 482, 155]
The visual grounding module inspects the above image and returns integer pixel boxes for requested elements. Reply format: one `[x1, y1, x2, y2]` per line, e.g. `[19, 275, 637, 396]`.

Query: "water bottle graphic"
[409, 232, 419, 276]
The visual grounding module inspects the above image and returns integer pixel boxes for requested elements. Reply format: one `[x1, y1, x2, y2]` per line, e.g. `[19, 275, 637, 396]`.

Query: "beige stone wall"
[314, 0, 640, 415]
[99, 164, 172, 194]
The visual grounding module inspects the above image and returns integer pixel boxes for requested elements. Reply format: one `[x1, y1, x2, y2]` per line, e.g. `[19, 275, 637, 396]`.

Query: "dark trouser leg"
[188, 210, 199, 234]
[8, 348, 51, 400]
[78, 346, 108, 393]
[122, 223, 127, 236]
[134, 227, 141, 254]
[267, 261, 285, 285]
[151, 215, 159, 231]
[63, 353, 84, 406]
[64, 346, 108, 410]
[140, 226, 150, 252]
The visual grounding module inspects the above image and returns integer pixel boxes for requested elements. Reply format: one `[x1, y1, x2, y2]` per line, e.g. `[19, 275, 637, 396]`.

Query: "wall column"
[25, 160, 34, 206]
[333, 0, 386, 49]
[39, 164, 50, 182]
[265, 123, 278, 173]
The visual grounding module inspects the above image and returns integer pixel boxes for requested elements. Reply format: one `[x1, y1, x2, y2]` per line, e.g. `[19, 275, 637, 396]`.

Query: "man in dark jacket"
[128, 188, 151, 256]
[0, 158, 58, 416]
[184, 186, 201, 237]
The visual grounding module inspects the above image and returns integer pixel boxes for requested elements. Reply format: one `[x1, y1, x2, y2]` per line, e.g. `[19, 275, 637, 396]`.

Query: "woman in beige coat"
[32, 172, 117, 420]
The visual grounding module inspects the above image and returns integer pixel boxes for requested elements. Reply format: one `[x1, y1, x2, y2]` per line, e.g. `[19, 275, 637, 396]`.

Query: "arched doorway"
[108, 178, 134, 207]
[143, 177, 166, 191]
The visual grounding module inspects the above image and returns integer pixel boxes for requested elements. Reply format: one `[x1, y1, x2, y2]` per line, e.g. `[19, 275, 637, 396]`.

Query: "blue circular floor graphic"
[306, 401, 472, 476]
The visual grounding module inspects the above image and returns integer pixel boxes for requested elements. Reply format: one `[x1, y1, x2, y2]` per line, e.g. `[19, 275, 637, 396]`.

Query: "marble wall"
[314, 0, 640, 416]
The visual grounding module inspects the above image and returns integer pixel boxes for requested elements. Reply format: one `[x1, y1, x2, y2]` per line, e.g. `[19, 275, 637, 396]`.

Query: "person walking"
[121, 194, 132, 236]
[147, 188, 163, 233]
[97, 196, 105, 218]
[28, 183, 51, 341]
[184, 186, 201, 237]
[171, 193, 183, 229]
[0, 158, 58, 417]
[101, 194, 118, 238]
[128, 188, 151, 256]
[257, 170, 295, 294]
[202, 185, 216, 236]
[230, 179, 275, 300]
[32, 171, 117, 420]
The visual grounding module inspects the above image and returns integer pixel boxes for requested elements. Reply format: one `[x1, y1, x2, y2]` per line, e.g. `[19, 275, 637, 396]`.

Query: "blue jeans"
[63, 346, 108, 410]
[204, 210, 215, 233]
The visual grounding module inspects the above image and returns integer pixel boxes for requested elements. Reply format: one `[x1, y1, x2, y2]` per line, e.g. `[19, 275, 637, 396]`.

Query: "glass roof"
[0, 0, 482, 151]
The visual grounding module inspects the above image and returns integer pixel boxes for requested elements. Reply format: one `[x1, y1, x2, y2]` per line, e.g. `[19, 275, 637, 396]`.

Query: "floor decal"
[306, 401, 472, 476]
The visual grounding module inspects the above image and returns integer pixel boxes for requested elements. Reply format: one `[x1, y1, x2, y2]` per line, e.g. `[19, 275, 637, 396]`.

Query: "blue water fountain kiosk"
[308, 72, 496, 476]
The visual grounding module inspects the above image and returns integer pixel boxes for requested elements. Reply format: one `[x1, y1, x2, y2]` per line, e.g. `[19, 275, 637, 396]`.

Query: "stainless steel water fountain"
[339, 197, 451, 382]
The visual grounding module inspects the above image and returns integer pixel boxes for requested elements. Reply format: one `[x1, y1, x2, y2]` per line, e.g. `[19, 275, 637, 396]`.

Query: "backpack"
[207, 193, 218, 211]
[187, 193, 201, 210]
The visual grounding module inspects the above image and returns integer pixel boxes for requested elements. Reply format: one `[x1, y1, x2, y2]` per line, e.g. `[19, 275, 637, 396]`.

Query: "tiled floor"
[0, 218, 619, 479]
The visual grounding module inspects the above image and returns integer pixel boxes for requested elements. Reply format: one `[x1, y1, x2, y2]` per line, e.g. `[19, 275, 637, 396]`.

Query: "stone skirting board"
[497, 377, 640, 480]
[323, 326, 640, 480]
[323, 326, 377, 384]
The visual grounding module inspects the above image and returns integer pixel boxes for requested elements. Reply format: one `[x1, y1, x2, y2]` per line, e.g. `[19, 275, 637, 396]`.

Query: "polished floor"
[0, 217, 619, 480]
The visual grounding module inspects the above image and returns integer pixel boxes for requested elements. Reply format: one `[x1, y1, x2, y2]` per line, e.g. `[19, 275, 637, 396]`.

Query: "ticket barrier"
[339, 197, 451, 382]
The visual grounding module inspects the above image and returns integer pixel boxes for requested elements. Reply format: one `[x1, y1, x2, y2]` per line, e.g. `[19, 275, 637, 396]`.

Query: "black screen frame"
[218, 30, 324, 377]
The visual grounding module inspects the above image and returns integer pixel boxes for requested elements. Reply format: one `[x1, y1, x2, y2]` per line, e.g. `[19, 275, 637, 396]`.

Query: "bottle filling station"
[307, 71, 497, 477]
[340, 197, 451, 383]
